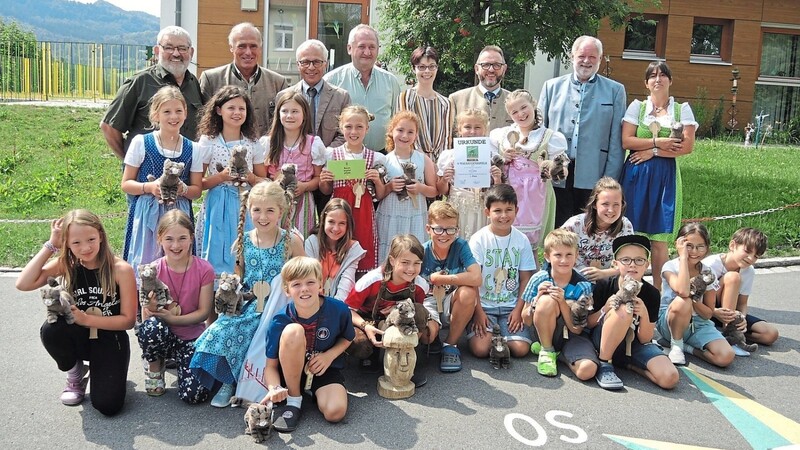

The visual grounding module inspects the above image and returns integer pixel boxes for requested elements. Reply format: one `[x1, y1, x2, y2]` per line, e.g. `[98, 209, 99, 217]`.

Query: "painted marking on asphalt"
[603, 434, 722, 449]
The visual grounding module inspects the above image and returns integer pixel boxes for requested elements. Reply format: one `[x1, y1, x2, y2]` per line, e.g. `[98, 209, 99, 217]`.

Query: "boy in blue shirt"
[421, 201, 482, 373]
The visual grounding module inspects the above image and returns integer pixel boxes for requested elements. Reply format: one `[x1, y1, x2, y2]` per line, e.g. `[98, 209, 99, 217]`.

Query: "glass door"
[310, 0, 369, 70]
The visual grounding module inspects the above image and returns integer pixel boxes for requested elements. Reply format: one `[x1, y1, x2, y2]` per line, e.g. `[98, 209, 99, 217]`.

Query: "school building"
[160, 0, 799, 131]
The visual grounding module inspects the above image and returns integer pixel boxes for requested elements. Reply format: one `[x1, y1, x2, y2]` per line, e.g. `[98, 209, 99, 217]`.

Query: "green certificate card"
[327, 159, 366, 180]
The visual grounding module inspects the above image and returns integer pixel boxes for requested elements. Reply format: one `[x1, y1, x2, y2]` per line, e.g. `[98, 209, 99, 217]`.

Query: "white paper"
[453, 137, 492, 188]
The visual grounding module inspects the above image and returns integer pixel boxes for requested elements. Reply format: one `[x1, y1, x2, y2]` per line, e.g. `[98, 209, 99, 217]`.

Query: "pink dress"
[267, 135, 324, 238]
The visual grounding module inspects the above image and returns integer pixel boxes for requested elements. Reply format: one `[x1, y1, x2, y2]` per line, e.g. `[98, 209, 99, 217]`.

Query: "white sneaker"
[732, 345, 751, 357]
[668, 345, 686, 365]
[210, 384, 234, 407]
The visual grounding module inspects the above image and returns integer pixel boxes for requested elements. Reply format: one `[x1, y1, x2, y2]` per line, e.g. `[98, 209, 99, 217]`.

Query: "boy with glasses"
[588, 235, 678, 390]
[421, 202, 482, 372]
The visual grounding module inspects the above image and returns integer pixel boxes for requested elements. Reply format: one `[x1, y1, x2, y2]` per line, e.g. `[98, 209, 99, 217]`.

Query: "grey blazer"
[538, 74, 626, 190]
[277, 81, 350, 148]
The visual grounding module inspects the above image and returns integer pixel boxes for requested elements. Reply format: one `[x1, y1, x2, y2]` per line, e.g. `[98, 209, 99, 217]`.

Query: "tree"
[1, 19, 38, 93]
[378, 0, 653, 91]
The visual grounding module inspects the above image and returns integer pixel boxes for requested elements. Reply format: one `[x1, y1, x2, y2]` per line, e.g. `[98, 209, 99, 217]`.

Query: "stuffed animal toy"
[490, 153, 508, 184]
[538, 153, 570, 182]
[230, 397, 274, 443]
[689, 267, 716, 303]
[41, 277, 75, 324]
[723, 311, 758, 352]
[382, 299, 418, 335]
[137, 263, 174, 312]
[147, 160, 185, 206]
[367, 163, 388, 202]
[489, 324, 510, 369]
[277, 163, 298, 202]
[608, 275, 642, 314]
[215, 272, 244, 316]
[396, 161, 417, 202]
[669, 122, 684, 141]
[570, 294, 594, 328]
[215, 145, 249, 187]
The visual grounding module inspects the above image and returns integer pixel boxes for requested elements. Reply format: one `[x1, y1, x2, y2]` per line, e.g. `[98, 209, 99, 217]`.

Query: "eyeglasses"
[477, 62, 505, 71]
[298, 59, 326, 68]
[430, 226, 458, 236]
[685, 244, 708, 252]
[617, 257, 649, 267]
[415, 64, 438, 72]
[160, 44, 190, 54]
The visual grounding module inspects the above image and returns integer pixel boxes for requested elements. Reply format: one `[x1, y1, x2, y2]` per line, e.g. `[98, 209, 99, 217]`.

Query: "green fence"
[1, 40, 152, 101]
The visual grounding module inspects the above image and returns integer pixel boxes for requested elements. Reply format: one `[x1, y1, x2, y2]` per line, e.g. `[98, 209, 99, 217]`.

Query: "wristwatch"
[652, 147, 659, 157]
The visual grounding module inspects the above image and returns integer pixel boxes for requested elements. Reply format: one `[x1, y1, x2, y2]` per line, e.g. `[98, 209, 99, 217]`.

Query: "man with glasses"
[449, 45, 514, 132]
[199, 23, 287, 137]
[278, 39, 351, 215]
[101, 26, 204, 159]
[539, 36, 626, 228]
[325, 24, 400, 152]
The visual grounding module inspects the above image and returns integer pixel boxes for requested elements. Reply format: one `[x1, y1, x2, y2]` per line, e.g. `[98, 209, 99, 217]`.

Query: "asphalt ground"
[1, 268, 798, 449]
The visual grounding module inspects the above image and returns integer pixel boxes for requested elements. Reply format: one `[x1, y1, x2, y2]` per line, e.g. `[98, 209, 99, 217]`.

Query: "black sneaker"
[272, 405, 302, 432]
[411, 370, 427, 388]
[359, 350, 382, 374]
[427, 336, 444, 355]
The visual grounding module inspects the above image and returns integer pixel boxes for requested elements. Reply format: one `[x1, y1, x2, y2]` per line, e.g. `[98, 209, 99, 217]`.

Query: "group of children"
[15, 83, 779, 434]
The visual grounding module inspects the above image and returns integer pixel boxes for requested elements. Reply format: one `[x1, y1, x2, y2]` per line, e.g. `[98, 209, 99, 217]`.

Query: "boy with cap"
[588, 235, 678, 390]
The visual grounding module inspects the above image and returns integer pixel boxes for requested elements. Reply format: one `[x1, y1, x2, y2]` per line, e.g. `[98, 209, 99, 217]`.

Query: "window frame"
[622, 13, 668, 61]
[273, 24, 295, 52]
[690, 17, 733, 64]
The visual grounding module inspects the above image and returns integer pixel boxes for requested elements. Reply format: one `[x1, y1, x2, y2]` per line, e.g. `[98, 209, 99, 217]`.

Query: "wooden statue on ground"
[377, 325, 419, 399]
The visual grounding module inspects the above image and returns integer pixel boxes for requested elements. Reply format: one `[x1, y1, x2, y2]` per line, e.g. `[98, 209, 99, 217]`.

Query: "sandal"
[144, 360, 166, 397]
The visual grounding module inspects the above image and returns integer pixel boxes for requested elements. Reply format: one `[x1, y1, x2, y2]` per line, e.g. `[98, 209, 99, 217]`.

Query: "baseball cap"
[613, 235, 651, 258]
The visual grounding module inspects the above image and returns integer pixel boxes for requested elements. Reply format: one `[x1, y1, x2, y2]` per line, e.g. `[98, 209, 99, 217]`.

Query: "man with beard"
[324, 24, 400, 152]
[101, 26, 204, 159]
[200, 23, 287, 137]
[539, 36, 626, 228]
[449, 46, 514, 132]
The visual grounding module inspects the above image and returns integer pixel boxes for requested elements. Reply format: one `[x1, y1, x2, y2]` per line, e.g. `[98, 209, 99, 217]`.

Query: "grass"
[0, 104, 798, 267]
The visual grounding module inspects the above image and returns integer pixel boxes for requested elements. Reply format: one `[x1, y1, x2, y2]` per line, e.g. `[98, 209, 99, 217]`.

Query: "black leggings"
[40, 318, 130, 416]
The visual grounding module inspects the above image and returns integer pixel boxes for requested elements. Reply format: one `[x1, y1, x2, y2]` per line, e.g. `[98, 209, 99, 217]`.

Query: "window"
[691, 18, 732, 63]
[274, 24, 294, 51]
[623, 14, 666, 59]
[754, 30, 800, 130]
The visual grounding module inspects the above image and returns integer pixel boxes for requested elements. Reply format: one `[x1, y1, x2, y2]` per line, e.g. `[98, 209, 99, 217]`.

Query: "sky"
[72, 0, 161, 17]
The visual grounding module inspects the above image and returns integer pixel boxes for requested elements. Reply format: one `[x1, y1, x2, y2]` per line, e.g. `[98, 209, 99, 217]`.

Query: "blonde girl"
[436, 108, 501, 239]
[190, 180, 304, 407]
[345, 235, 433, 379]
[16, 210, 137, 416]
[657, 223, 733, 368]
[137, 210, 214, 403]
[121, 85, 203, 272]
[320, 105, 387, 274]
[196, 85, 267, 274]
[488, 89, 569, 249]
[561, 177, 634, 281]
[261, 91, 326, 238]
[375, 111, 438, 262]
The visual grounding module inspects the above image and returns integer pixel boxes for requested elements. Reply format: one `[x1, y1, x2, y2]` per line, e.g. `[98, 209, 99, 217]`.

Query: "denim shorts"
[591, 319, 666, 370]
[466, 304, 532, 343]
[530, 316, 599, 364]
[657, 305, 726, 350]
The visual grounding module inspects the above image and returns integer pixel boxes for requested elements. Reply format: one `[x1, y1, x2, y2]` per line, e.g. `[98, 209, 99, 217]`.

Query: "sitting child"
[521, 229, 597, 379]
[261, 257, 355, 433]
[703, 227, 779, 352]
[588, 235, 678, 390]
[467, 184, 536, 359]
[420, 201, 482, 373]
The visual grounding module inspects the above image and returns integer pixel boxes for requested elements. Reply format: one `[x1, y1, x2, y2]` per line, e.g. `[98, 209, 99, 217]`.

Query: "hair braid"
[232, 189, 251, 278]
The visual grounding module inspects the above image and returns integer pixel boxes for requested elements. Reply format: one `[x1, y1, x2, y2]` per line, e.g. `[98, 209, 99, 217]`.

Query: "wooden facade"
[196, 0, 266, 73]
[598, 0, 800, 130]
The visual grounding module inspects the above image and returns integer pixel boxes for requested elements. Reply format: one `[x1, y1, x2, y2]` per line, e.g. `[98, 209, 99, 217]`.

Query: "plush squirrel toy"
[723, 311, 758, 353]
[41, 277, 75, 324]
[489, 324, 510, 369]
[138, 262, 176, 313]
[382, 299, 418, 335]
[669, 122, 684, 141]
[570, 294, 594, 328]
[608, 275, 642, 314]
[689, 267, 716, 302]
[396, 161, 417, 202]
[148, 160, 185, 206]
[277, 163, 298, 202]
[367, 163, 389, 202]
[215, 145, 249, 187]
[215, 272, 244, 316]
[490, 154, 508, 184]
[230, 397, 274, 443]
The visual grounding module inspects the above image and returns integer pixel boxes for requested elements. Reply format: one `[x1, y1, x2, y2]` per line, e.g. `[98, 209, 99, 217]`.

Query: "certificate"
[327, 159, 366, 180]
[453, 137, 492, 188]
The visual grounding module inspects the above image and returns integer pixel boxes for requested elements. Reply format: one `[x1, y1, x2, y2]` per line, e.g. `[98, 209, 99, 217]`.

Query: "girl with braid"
[190, 180, 304, 407]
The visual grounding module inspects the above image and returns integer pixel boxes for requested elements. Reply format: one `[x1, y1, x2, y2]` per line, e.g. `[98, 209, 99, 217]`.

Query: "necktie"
[307, 87, 318, 132]
[484, 90, 496, 104]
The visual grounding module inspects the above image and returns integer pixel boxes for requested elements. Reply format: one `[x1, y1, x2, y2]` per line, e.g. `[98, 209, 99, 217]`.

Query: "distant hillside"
[0, 0, 158, 45]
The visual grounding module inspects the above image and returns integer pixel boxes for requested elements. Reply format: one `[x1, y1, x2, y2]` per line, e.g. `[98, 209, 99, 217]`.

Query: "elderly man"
[539, 36, 626, 228]
[277, 39, 350, 147]
[324, 24, 400, 152]
[200, 23, 287, 136]
[449, 45, 513, 132]
[101, 26, 203, 159]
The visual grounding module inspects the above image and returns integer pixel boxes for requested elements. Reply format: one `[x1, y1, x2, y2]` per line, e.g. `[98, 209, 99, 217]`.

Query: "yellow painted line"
[604, 433, 724, 450]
